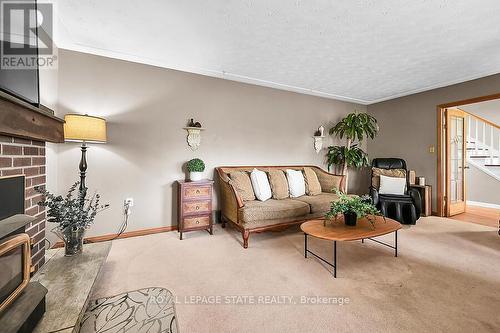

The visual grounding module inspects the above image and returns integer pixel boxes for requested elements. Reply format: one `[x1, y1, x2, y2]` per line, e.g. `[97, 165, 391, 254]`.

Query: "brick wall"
[0, 134, 46, 272]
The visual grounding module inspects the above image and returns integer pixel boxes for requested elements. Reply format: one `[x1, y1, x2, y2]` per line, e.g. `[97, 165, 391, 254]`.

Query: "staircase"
[466, 114, 500, 181]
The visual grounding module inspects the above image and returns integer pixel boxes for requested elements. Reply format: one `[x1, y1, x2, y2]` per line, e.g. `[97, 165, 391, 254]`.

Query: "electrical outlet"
[429, 146, 435, 153]
[124, 198, 134, 216]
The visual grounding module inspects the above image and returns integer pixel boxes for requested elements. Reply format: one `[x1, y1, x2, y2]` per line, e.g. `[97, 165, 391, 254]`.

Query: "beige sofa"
[215, 166, 345, 248]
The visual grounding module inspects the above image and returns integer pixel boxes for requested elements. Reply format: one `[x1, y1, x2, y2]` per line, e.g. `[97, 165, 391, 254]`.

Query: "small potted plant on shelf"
[325, 190, 383, 228]
[186, 158, 205, 182]
[36, 182, 109, 256]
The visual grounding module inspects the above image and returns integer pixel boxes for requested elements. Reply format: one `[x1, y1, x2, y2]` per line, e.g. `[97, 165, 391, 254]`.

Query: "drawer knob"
[196, 220, 200, 224]
[196, 190, 200, 194]
[196, 206, 200, 210]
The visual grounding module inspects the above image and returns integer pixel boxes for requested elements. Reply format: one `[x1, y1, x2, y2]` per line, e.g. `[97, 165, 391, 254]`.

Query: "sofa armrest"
[313, 167, 346, 193]
[216, 168, 244, 223]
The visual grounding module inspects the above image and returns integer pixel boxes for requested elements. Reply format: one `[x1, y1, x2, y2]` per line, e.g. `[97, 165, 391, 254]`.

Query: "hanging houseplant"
[327, 112, 379, 191]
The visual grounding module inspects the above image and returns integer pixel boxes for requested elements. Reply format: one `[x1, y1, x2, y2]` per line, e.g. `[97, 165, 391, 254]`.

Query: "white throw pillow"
[286, 169, 306, 198]
[379, 175, 406, 195]
[250, 169, 272, 201]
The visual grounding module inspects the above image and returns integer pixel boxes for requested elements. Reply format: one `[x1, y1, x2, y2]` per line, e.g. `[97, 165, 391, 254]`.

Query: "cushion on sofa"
[229, 171, 255, 201]
[268, 169, 289, 199]
[238, 199, 310, 223]
[250, 169, 272, 201]
[379, 174, 406, 195]
[315, 172, 343, 193]
[293, 193, 340, 214]
[303, 167, 321, 196]
[371, 167, 406, 190]
[286, 169, 306, 197]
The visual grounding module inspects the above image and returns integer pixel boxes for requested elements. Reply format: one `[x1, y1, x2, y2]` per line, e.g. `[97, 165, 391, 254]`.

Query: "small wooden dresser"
[177, 179, 214, 240]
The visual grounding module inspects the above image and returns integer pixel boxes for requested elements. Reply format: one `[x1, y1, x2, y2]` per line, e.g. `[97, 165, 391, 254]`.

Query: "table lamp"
[63, 114, 107, 191]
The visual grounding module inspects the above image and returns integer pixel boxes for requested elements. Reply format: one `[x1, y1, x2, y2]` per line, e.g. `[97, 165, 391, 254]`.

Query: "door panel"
[446, 108, 467, 216]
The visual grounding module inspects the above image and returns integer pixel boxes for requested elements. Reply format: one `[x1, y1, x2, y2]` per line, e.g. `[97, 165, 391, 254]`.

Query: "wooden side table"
[410, 184, 432, 216]
[177, 179, 214, 240]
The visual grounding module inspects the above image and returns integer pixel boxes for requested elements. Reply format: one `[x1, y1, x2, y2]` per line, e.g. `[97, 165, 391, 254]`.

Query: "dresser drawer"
[183, 200, 210, 215]
[183, 186, 211, 199]
[183, 215, 210, 229]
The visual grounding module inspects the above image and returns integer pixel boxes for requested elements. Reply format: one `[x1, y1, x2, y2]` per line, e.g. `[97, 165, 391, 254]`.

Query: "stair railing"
[467, 112, 500, 160]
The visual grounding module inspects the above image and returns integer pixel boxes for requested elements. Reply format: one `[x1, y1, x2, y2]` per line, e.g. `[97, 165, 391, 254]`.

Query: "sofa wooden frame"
[215, 165, 345, 248]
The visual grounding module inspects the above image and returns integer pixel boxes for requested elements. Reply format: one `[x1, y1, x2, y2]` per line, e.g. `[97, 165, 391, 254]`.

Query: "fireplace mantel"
[0, 91, 64, 143]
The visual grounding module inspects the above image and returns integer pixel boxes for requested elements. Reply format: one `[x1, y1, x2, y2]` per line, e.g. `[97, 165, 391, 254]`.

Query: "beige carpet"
[92, 217, 500, 332]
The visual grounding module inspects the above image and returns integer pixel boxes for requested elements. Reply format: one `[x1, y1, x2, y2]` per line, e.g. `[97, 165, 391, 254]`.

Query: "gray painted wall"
[44, 50, 500, 240]
[466, 164, 500, 206]
[51, 50, 367, 238]
[367, 73, 500, 211]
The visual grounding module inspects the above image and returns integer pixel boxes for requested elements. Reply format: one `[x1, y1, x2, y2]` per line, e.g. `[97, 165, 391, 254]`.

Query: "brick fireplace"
[0, 134, 47, 272]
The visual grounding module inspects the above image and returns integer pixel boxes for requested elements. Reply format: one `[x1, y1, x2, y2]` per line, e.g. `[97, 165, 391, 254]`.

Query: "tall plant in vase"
[36, 182, 109, 256]
[327, 112, 379, 191]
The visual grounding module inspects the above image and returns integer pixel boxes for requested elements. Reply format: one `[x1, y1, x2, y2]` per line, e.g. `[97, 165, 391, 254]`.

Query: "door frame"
[436, 92, 500, 216]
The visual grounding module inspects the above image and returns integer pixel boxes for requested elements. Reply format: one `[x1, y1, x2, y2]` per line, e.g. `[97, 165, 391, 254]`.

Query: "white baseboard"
[467, 200, 500, 209]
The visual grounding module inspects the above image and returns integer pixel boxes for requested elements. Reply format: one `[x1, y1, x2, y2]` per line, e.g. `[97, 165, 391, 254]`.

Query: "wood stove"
[0, 233, 31, 313]
[0, 175, 47, 332]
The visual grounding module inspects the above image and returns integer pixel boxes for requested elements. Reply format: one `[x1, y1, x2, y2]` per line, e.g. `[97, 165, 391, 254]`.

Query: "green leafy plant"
[329, 112, 379, 142]
[327, 112, 378, 189]
[35, 182, 109, 232]
[326, 144, 369, 169]
[186, 158, 205, 172]
[325, 190, 383, 228]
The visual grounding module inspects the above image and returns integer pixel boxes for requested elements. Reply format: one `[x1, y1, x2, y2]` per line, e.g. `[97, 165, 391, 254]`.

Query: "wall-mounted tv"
[0, 0, 40, 106]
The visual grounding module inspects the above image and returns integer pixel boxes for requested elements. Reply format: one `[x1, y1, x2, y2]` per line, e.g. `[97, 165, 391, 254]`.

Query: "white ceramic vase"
[189, 172, 203, 182]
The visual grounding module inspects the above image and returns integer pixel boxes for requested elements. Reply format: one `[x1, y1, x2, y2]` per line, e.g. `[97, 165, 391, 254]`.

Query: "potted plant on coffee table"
[36, 182, 109, 256]
[186, 158, 205, 181]
[325, 190, 383, 228]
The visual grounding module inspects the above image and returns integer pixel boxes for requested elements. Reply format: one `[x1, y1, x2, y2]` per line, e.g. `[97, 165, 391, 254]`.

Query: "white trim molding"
[466, 200, 500, 210]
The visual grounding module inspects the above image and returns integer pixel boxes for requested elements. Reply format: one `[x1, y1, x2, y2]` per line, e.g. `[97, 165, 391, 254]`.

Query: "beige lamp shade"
[64, 114, 107, 143]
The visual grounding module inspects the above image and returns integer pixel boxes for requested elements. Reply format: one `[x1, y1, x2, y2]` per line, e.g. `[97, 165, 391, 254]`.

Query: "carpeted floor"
[92, 217, 500, 332]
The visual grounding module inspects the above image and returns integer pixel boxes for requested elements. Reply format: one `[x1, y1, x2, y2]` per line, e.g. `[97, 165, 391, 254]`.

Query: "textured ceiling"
[53, 0, 500, 104]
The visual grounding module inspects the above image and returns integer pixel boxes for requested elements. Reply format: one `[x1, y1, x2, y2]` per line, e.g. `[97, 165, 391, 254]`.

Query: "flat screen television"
[0, 0, 40, 106]
[0, 176, 25, 221]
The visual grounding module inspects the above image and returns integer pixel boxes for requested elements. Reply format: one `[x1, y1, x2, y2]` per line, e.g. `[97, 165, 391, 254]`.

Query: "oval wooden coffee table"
[300, 216, 401, 278]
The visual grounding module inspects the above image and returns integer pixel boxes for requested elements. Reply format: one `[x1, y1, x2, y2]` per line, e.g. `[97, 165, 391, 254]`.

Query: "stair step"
[469, 155, 499, 159]
[483, 158, 500, 165]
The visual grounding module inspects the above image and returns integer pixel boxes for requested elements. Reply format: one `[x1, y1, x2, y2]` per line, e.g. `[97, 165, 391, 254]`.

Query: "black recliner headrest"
[372, 158, 407, 170]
